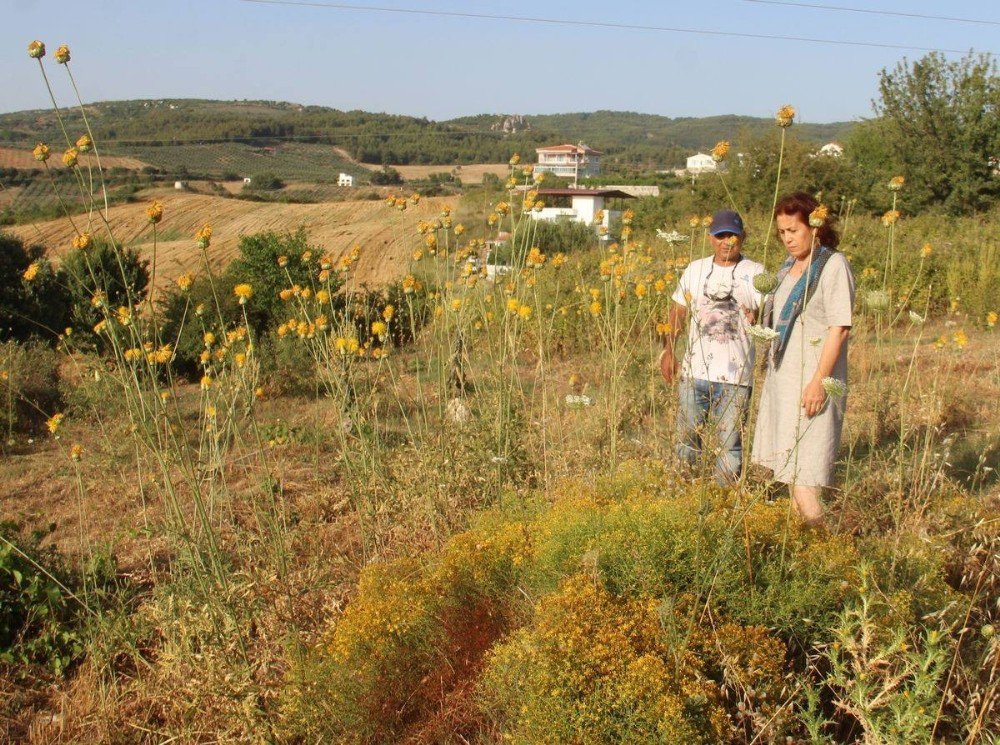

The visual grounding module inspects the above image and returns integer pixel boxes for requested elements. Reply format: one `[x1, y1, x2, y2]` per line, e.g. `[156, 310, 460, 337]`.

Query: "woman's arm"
[801, 325, 850, 417]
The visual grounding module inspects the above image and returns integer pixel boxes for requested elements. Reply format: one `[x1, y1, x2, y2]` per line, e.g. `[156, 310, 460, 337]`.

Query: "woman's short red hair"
[774, 191, 840, 249]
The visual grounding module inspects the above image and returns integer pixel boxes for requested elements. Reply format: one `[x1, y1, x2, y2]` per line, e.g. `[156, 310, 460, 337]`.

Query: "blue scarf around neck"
[766, 245, 835, 368]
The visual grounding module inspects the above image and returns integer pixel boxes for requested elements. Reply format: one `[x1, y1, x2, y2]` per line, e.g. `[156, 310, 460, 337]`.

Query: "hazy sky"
[3, 0, 997, 123]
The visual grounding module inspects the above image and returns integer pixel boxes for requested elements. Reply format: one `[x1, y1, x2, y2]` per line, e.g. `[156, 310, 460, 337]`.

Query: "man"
[660, 209, 765, 484]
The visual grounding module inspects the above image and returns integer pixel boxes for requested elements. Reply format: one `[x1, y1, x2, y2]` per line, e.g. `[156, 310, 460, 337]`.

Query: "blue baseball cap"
[709, 210, 745, 237]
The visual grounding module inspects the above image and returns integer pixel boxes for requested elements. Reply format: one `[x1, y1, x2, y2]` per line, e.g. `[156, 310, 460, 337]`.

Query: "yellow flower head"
[54, 44, 71, 64]
[517, 304, 533, 320]
[808, 204, 829, 228]
[402, 275, 416, 294]
[72, 232, 92, 250]
[953, 329, 968, 349]
[526, 246, 546, 268]
[382, 304, 395, 321]
[124, 348, 143, 363]
[634, 283, 648, 300]
[28, 41, 45, 59]
[509, 153, 521, 166]
[33, 143, 50, 162]
[233, 283, 254, 304]
[701, 215, 713, 228]
[410, 193, 421, 205]
[116, 306, 132, 325]
[315, 289, 330, 304]
[62, 147, 78, 168]
[506, 297, 520, 314]
[454, 223, 465, 235]
[203, 331, 216, 347]
[277, 255, 289, 268]
[985, 311, 997, 328]
[881, 209, 900, 227]
[69, 443, 83, 462]
[775, 104, 796, 127]
[888, 175, 905, 191]
[589, 300, 602, 316]
[195, 224, 212, 248]
[143, 201, 163, 224]
[76, 134, 92, 153]
[371, 320, 388, 338]
[551, 252, 567, 268]
[22, 261, 40, 282]
[46, 412, 64, 435]
[920, 243, 932, 258]
[177, 273, 194, 291]
[200, 374, 213, 390]
[711, 140, 730, 162]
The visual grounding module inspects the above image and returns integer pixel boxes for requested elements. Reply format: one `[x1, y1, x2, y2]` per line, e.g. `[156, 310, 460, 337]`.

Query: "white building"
[535, 143, 602, 183]
[338, 172, 354, 187]
[818, 142, 844, 157]
[528, 188, 633, 236]
[685, 152, 718, 175]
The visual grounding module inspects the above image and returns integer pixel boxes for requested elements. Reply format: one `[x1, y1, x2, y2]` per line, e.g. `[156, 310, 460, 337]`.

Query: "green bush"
[0, 231, 71, 343]
[0, 340, 62, 439]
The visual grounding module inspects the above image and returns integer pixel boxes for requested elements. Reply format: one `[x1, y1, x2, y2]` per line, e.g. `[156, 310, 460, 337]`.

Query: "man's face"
[709, 232, 743, 263]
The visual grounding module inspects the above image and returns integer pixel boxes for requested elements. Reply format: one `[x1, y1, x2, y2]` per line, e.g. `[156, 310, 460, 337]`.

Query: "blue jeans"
[676, 378, 751, 485]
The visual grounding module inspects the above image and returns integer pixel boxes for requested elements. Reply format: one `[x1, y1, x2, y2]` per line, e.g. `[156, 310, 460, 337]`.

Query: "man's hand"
[801, 378, 827, 417]
[659, 348, 678, 384]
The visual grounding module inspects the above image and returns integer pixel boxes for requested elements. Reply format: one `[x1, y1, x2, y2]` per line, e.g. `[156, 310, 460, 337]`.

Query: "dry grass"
[0, 146, 148, 171]
[9, 189, 451, 289]
[357, 161, 510, 182]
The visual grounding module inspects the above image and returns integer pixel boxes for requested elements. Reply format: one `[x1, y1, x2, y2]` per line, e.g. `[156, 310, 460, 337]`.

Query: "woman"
[752, 192, 855, 526]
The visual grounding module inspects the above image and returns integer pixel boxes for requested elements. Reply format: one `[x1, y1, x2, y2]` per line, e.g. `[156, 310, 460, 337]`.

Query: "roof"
[534, 188, 634, 199]
[535, 143, 604, 155]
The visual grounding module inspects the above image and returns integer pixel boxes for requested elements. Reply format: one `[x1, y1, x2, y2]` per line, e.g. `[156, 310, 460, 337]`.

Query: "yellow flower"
[634, 283, 647, 300]
[279, 288, 294, 301]
[200, 374, 213, 390]
[154, 345, 172, 364]
[953, 329, 968, 349]
[808, 204, 829, 228]
[711, 140, 730, 162]
[72, 232, 91, 250]
[775, 104, 796, 127]
[551, 253, 566, 268]
[62, 147, 78, 168]
[124, 348, 143, 363]
[314, 314, 328, 331]
[234, 352, 247, 367]
[32, 143, 50, 162]
[69, 443, 83, 462]
[506, 298, 520, 314]
[315, 289, 330, 304]
[46, 412, 64, 435]
[526, 246, 546, 268]
[116, 306, 132, 326]
[888, 175, 905, 191]
[449, 298, 462, 312]
[76, 134, 92, 153]
[701, 215, 712, 228]
[402, 275, 416, 294]
[371, 320, 387, 338]
[54, 44, 70, 64]
[93, 320, 107, 334]
[454, 223, 465, 236]
[22, 261, 40, 281]
[986, 311, 997, 328]
[177, 273, 194, 291]
[382, 304, 395, 321]
[920, 243, 932, 258]
[28, 40, 45, 59]
[654, 279, 667, 294]
[301, 250, 312, 262]
[90, 290, 106, 308]
[881, 209, 900, 226]
[203, 332, 215, 347]
[146, 201, 163, 224]
[589, 300, 602, 316]
[277, 255, 289, 268]
[518, 304, 533, 320]
[410, 193, 421, 205]
[233, 283, 254, 304]
[195, 224, 212, 248]
[509, 153, 521, 166]
[656, 321, 672, 336]
[255, 386, 264, 399]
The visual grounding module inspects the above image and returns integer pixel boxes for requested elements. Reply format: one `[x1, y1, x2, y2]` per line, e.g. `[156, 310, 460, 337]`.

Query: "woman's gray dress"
[751, 252, 855, 487]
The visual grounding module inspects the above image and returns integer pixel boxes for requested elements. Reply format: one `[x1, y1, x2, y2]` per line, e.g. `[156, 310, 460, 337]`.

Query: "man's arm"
[659, 302, 687, 384]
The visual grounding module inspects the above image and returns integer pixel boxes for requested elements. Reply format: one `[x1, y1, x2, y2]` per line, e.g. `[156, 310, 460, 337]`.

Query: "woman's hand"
[801, 378, 827, 417]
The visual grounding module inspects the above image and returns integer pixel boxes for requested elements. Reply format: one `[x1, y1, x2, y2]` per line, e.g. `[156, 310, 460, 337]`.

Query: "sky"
[2, 0, 998, 124]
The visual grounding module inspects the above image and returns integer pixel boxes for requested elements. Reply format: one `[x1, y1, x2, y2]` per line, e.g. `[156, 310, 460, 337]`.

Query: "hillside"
[9, 189, 445, 288]
[0, 99, 856, 174]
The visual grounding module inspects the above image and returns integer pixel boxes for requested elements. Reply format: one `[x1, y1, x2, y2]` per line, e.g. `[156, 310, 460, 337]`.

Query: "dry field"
[357, 161, 510, 182]
[10, 188, 447, 288]
[0, 146, 148, 171]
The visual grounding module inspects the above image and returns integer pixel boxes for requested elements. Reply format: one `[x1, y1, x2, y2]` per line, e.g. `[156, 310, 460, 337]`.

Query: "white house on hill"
[685, 152, 717, 175]
[535, 143, 602, 183]
[528, 187, 633, 236]
[338, 172, 354, 187]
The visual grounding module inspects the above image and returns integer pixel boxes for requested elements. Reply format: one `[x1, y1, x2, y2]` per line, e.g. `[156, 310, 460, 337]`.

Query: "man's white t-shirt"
[671, 255, 765, 386]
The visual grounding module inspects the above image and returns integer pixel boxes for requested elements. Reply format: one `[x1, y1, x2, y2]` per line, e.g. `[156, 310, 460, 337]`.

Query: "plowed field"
[0, 146, 148, 171]
[10, 189, 448, 289]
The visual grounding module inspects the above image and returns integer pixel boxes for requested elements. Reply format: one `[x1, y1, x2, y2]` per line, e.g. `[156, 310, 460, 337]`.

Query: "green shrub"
[0, 231, 71, 343]
[0, 340, 62, 438]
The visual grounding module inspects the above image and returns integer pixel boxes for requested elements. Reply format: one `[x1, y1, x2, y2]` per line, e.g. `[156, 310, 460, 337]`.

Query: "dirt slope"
[10, 189, 450, 289]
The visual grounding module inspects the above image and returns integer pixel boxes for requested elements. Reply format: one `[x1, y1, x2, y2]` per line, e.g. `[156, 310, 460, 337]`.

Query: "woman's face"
[776, 212, 814, 261]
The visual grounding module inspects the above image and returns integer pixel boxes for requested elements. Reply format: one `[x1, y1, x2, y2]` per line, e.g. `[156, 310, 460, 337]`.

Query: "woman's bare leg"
[791, 484, 824, 527]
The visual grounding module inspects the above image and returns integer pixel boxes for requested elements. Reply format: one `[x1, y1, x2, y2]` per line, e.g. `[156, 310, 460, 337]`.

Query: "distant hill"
[0, 99, 856, 176]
